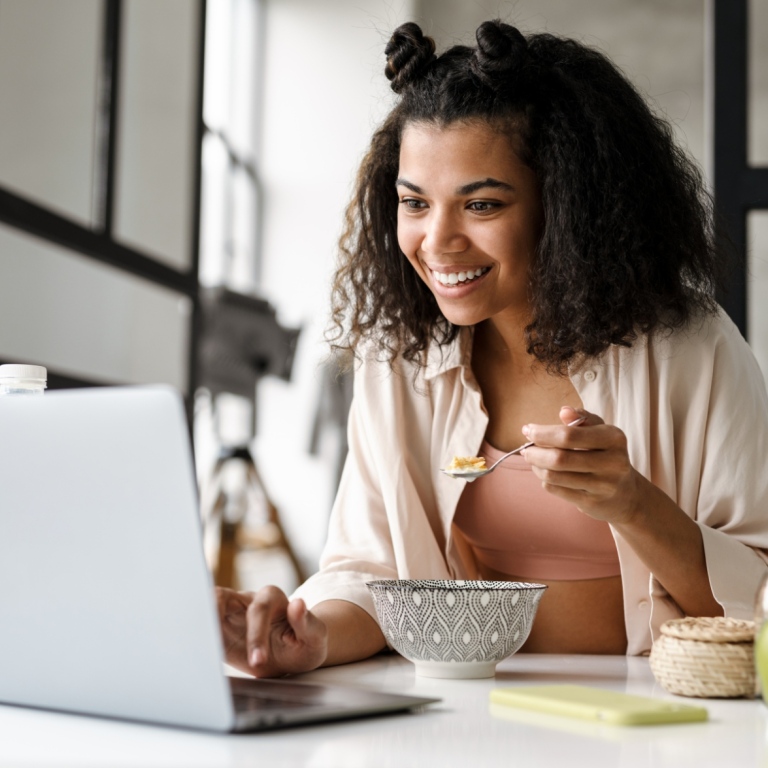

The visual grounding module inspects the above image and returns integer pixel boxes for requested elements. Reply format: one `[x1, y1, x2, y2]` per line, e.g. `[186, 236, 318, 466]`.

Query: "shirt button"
[638, 599, 649, 610]
[584, 370, 597, 382]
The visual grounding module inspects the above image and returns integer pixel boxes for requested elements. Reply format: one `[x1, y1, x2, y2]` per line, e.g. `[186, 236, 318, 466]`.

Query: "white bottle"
[0, 364, 47, 396]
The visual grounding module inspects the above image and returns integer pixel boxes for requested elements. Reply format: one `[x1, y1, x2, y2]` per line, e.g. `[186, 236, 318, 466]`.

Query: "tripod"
[202, 444, 306, 591]
[195, 286, 303, 591]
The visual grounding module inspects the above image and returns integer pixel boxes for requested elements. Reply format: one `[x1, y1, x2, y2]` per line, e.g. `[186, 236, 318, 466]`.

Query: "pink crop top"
[453, 440, 621, 581]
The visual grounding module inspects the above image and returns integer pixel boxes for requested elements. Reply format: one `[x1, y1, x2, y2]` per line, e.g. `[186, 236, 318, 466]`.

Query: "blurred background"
[0, 0, 766, 594]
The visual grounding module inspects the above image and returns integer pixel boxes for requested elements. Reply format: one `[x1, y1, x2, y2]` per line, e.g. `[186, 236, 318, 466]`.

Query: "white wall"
[416, 0, 706, 172]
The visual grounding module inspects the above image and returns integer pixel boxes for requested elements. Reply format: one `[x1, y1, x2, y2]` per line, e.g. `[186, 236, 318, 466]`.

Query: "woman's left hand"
[521, 405, 646, 525]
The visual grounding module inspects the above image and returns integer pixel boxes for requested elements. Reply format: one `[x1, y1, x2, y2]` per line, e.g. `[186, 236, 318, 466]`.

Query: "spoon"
[441, 415, 588, 482]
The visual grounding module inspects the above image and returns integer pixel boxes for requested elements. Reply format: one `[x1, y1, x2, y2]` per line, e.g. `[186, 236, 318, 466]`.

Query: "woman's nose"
[421, 208, 468, 256]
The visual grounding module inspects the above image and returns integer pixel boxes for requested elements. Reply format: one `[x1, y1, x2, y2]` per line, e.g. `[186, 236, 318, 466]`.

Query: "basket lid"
[659, 616, 755, 643]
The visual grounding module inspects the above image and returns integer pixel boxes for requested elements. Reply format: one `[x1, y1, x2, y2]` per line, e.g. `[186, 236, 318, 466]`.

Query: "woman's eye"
[467, 201, 498, 212]
[400, 198, 426, 210]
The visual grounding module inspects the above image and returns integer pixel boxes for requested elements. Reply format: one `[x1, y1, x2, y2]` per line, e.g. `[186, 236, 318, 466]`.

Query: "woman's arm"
[522, 405, 723, 618]
[608, 477, 723, 617]
[313, 599, 388, 665]
[217, 586, 387, 678]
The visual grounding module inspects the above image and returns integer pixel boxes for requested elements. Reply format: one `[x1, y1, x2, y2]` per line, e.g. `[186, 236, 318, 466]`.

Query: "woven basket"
[649, 617, 756, 698]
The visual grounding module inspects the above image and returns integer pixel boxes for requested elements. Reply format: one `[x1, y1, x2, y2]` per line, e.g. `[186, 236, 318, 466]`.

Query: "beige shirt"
[294, 309, 768, 655]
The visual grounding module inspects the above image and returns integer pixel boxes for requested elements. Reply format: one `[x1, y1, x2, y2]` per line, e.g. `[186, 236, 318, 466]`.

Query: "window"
[199, 0, 263, 294]
[0, 0, 205, 399]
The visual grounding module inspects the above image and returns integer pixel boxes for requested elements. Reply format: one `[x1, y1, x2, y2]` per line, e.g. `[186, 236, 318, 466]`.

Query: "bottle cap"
[0, 364, 48, 383]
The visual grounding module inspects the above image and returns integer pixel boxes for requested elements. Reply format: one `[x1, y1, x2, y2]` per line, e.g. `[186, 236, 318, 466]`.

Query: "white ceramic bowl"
[366, 579, 547, 679]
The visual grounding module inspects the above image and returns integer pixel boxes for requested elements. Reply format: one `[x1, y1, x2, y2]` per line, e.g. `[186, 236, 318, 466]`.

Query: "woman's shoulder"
[353, 328, 469, 380]
[352, 339, 422, 380]
[650, 307, 747, 358]
[606, 306, 759, 380]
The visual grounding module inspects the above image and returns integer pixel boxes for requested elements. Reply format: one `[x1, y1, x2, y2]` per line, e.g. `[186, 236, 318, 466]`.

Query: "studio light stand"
[196, 286, 304, 590]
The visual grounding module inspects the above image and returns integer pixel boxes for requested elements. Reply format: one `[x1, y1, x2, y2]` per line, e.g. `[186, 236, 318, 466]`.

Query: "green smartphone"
[490, 685, 708, 726]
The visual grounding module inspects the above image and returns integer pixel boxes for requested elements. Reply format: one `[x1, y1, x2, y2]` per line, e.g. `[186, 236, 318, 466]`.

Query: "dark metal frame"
[0, 0, 207, 413]
[711, 0, 768, 337]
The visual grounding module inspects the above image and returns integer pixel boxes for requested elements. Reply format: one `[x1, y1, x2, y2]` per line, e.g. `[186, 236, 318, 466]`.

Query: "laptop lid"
[0, 386, 236, 730]
[0, 386, 436, 732]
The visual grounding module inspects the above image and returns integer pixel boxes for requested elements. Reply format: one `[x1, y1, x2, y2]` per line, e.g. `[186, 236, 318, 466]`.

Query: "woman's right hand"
[216, 585, 329, 678]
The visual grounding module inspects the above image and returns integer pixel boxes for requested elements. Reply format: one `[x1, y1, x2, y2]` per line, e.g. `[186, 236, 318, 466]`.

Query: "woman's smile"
[428, 265, 491, 294]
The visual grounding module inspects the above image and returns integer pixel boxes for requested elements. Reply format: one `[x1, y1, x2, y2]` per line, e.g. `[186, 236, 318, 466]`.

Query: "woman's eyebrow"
[395, 178, 423, 193]
[395, 177, 515, 195]
[457, 178, 515, 195]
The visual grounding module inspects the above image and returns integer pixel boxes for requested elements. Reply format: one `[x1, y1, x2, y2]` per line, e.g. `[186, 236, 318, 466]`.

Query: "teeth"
[434, 267, 488, 285]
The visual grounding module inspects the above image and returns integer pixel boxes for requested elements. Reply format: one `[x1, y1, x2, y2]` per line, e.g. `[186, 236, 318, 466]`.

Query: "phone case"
[490, 684, 708, 726]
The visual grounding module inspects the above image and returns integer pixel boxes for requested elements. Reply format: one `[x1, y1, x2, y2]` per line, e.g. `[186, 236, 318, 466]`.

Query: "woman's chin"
[438, 308, 488, 327]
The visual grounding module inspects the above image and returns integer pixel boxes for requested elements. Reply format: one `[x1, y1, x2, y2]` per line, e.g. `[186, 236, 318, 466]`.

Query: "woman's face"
[396, 120, 543, 328]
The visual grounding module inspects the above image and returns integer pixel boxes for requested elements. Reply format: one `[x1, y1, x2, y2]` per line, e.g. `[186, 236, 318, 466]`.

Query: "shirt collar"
[423, 326, 474, 381]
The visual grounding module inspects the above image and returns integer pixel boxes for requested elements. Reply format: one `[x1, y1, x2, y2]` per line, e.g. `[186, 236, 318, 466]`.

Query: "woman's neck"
[471, 314, 582, 452]
[473, 315, 531, 370]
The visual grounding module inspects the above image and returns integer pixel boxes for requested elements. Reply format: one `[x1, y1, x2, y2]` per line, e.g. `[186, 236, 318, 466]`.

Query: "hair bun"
[385, 22, 436, 94]
[471, 20, 528, 88]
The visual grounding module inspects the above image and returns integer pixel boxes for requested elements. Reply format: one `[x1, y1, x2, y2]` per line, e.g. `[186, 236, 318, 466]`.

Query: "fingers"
[559, 405, 603, 427]
[525, 424, 630, 471]
[217, 583, 329, 678]
[215, 587, 257, 671]
[286, 598, 327, 651]
[216, 586, 254, 624]
[530, 465, 621, 495]
[286, 597, 310, 634]
[523, 412, 619, 451]
[532, 463, 644, 524]
[523, 422, 610, 450]
[521, 407, 641, 523]
[527, 450, 627, 482]
[244, 588, 329, 678]
[245, 585, 290, 670]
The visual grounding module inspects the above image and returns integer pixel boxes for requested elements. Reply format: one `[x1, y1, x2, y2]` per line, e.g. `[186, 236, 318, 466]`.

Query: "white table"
[0, 653, 764, 767]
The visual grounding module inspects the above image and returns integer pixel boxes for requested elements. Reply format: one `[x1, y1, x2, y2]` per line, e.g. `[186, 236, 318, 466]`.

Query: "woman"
[217, 20, 768, 676]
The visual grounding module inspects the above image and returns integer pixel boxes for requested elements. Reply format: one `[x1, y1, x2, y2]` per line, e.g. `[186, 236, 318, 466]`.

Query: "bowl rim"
[365, 579, 547, 592]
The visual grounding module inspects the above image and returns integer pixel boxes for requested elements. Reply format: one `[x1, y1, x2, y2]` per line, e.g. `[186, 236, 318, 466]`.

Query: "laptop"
[0, 385, 437, 732]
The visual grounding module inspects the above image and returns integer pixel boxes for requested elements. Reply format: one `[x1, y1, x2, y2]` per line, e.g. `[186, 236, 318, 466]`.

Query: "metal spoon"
[441, 416, 587, 482]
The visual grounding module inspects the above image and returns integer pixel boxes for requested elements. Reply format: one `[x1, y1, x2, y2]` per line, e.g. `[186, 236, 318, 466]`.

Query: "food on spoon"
[446, 455, 487, 473]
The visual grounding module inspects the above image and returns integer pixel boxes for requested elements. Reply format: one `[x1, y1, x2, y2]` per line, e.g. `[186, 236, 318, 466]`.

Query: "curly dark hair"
[329, 20, 725, 372]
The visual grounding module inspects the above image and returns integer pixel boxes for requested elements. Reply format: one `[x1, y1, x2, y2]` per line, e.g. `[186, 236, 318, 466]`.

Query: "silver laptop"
[0, 386, 437, 732]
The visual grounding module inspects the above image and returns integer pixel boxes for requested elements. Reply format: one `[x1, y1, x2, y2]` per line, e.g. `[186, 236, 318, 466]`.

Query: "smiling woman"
[215, 19, 768, 678]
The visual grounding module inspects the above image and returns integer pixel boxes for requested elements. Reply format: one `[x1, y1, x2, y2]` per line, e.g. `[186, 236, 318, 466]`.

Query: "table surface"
[0, 653, 765, 768]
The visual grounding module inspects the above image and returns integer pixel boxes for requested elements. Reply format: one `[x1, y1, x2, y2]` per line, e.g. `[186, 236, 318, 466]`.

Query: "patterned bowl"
[366, 579, 547, 679]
